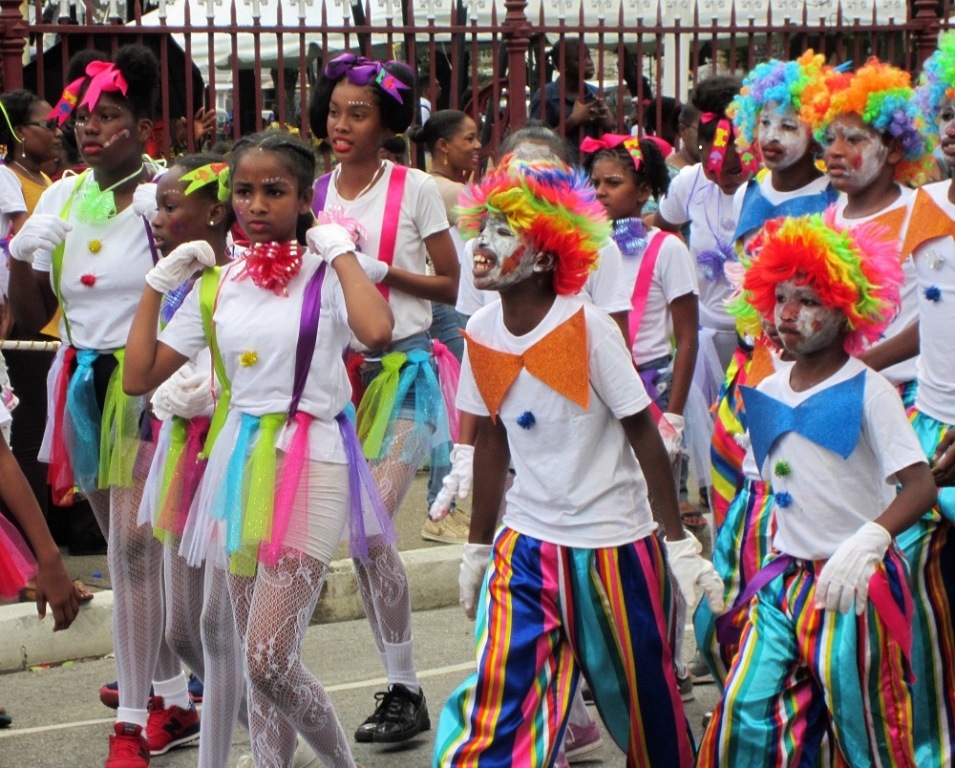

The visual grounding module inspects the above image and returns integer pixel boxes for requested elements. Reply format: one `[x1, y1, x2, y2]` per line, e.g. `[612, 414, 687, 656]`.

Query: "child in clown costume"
[696, 52, 840, 685]
[433, 158, 723, 768]
[697, 211, 935, 767]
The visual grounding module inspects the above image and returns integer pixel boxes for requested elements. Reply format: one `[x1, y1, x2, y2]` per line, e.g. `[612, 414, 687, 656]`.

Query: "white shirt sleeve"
[580, 240, 633, 314]
[158, 280, 208, 362]
[657, 236, 699, 303]
[657, 165, 699, 227]
[455, 341, 490, 416]
[587, 306, 651, 418]
[863, 373, 931, 484]
[414, 174, 451, 241]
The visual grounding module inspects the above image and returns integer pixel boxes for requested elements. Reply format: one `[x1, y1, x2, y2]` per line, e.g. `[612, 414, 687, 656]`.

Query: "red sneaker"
[146, 696, 200, 756]
[105, 722, 150, 768]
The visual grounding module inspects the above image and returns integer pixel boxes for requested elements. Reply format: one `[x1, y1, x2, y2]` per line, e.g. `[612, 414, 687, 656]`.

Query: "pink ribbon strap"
[432, 340, 461, 442]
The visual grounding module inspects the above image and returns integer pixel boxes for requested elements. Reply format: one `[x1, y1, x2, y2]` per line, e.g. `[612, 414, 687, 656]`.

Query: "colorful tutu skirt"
[0, 512, 36, 601]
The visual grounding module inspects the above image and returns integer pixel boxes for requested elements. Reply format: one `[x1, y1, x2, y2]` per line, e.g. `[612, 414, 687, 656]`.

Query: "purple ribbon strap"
[323, 53, 410, 104]
[715, 554, 793, 646]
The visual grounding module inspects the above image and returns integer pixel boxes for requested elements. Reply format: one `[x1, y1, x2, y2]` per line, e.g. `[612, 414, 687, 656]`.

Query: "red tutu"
[0, 513, 36, 601]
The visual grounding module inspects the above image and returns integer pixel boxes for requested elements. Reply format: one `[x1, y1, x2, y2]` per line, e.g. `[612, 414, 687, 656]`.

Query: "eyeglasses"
[20, 119, 59, 131]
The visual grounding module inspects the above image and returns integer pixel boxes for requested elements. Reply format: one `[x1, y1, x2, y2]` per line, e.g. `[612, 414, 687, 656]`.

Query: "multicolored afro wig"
[915, 32, 955, 124]
[456, 156, 610, 295]
[729, 50, 828, 149]
[813, 58, 935, 184]
[726, 208, 903, 355]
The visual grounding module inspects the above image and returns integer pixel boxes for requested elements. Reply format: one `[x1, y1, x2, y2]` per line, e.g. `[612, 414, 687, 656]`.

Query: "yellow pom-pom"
[87, 239, 102, 253]
[239, 351, 258, 367]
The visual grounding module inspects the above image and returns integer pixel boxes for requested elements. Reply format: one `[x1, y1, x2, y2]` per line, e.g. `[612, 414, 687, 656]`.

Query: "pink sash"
[628, 230, 673, 343]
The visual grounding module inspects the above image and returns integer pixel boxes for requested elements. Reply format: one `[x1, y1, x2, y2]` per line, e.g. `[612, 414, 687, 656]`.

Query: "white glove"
[9, 215, 72, 264]
[132, 182, 159, 222]
[459, 542, 492, 619]
[428, 444, 476, 521]
[165, 367, 214, 419]
[816, 521, 891, 615]
[305, 223, 356, 265]
[356, 253, 388, 283]
[146, 240, 216, 294]
[659, 412, 685, 460]
[665, 533, 725, 613]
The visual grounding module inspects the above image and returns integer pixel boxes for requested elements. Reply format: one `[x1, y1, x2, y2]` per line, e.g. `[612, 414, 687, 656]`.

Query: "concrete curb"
[0, 544, 464, 673]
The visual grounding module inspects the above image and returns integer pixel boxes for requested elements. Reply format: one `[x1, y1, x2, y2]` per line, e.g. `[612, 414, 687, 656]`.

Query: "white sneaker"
[293, 736, 321, 767]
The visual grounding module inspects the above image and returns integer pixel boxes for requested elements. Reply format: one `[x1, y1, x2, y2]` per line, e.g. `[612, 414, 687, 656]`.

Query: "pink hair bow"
[702, 116, 759, 179]
[580, 133, 673, 172]
[47, 61, 129, 126]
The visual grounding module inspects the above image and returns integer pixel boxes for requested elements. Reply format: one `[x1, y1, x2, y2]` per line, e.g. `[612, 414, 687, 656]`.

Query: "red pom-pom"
[80, 273, 96, 287]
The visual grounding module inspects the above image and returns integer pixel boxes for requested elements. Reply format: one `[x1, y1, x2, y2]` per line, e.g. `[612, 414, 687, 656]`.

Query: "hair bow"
[48, 61, 129, 127]
[580, 133, 673, 172]
[180, 162, 230, 200]
[323, 53, 410, 104]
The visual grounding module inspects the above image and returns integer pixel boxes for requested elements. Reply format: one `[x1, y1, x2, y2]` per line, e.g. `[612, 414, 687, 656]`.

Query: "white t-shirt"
[159, 255, 352, 462]
[456, 238, 632, 318]
[30, 174, 153, 351]
[832, 187, 917, 386]
[910, 182, 955, 424]
[658, 164, 738, 331]
[319, 162, 449, 348]
[621, 229, 698, 364]
[755, 357, 926, 560]
[456, 295, 656, 548]
[0, 166, 27, 300]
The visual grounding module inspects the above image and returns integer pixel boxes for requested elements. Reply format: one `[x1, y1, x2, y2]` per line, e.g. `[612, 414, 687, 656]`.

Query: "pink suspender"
[628, 230, 673, 342]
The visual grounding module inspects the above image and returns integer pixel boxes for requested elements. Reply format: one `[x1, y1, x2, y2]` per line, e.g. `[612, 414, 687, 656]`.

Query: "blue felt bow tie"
[733, 181, 838, 243]
[740, 369, 866, 470]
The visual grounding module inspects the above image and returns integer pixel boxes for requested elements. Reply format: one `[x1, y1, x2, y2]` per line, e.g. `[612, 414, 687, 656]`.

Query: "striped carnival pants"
[432, 527, 695, 768]
[694, 477, 776, 687]
[900, 407, 955, 767]
[697, 551, 917, 768]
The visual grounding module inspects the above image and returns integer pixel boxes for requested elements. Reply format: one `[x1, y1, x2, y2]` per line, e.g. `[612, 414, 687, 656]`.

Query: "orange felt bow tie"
[901, 189, 955, 260]
[462, 308, 590, 422]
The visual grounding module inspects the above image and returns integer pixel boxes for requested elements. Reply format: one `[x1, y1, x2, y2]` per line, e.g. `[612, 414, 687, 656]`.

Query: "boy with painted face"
[808, 58, 935, 404]
[698, 211, 935, 767]
[432, 158, 722, 768]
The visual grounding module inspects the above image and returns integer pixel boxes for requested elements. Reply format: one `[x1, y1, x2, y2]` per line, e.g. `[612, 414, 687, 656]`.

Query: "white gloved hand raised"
[665, 533, 725, 613]
[428, 443, 476, 521]
[815, 521, 891, 615]
[305, 223, 356, 265]
[132, 182, 159, 223]
[659, 412, 685, 460]
[145, 240, 216, 294]
[9, 215, 72, 264]
[459, 542, 492, 620]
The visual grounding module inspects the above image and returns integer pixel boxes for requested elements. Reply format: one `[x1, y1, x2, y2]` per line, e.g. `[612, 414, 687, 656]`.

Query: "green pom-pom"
[774, 460, 791, 477]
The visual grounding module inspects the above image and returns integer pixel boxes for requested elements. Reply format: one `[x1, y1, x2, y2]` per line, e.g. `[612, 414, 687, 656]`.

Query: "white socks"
[153, 673, 191, 710]
[383, 639, 419, 693]
[116, 708, 148, 729]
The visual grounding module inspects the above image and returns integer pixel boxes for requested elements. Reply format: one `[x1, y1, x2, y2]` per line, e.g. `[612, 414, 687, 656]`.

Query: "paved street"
[0, 604, 719, 767]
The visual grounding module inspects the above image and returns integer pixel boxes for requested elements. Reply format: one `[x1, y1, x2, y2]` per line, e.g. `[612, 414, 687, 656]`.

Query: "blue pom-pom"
[516, 411, 536, 430]
[776, 491, 793, 508]
[925, 285, 942, 303]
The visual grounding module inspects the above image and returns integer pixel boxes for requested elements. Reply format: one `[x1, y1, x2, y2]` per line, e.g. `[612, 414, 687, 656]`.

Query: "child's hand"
[815, 521, 891, 614]
[428, 444, 475, 521]
[664, 534, 724, 613]
[459, 543, 491, 619]
[932, 428, 955, 487]
[34, 555, 79, 631]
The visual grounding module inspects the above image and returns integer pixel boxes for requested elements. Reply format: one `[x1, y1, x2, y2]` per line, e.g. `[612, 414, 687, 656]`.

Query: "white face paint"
[472, 212, 539, 291]
[822, 116, 889, 195]
[773, 280, 845, 355]
[937, 98, 955, 171]
[757, 102, 812, 172]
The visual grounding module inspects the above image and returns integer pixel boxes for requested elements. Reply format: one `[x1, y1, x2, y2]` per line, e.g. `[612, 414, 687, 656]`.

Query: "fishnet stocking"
[198, 564, 246, 768]
[230, 554, 355, 768]
[87, 449, 169, 713]
[161, 545, 201, 680]
[353, 419, 428, 652]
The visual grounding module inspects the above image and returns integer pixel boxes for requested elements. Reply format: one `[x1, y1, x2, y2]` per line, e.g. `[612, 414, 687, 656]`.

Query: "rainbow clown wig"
[729, 50, 829, 149]
[726, 209, 903, 355]
[811, 58, 935, 184]
[456, 156, 610, 295]
[916, 31, 955, 123]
